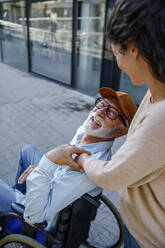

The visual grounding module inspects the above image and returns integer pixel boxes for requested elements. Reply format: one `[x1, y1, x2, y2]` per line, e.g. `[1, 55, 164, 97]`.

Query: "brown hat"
[99, 87, 137, 125]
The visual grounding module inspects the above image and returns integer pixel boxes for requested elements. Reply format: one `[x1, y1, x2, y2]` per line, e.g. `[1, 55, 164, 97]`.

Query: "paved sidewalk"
[0, 62, 125, 246]
[0, 63, 94, 182]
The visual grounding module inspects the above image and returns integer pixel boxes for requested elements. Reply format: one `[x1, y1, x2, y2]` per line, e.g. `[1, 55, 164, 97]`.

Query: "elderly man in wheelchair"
[0, 87, 137, 248]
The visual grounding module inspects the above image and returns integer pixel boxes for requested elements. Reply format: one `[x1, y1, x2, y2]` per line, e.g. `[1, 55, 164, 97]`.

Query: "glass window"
[74, 0, 106, 96]
[29, 0, 73, 85]
[0, 1, 28, 71]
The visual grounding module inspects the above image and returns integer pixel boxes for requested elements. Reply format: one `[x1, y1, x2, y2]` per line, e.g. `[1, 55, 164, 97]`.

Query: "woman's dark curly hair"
[106, 0, 165, 82]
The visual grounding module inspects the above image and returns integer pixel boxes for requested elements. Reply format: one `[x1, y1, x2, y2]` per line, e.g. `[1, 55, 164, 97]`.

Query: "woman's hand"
[46, 144, 91, 171]
[75, 153, 90, 172]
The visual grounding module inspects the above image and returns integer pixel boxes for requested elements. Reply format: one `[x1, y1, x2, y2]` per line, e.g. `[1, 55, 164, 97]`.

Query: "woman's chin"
[130, 77, 146, 86]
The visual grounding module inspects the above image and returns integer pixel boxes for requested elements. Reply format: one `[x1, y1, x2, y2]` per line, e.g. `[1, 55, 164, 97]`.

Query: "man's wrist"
[45, 150, 59, 164]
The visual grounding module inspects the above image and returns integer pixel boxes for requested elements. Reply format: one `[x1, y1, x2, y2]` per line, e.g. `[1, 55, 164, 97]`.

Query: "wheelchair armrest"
[11, 202, 25, 217]
[11, 203, 48, 229]
[82, 193, 101, 208]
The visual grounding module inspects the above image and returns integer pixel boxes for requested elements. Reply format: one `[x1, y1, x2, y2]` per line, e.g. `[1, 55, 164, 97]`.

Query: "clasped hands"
[18, 144, 91, 184]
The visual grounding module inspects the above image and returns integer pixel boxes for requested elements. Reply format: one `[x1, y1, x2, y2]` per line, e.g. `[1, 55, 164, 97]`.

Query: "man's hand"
[46, 144, 91, 171]
[18, 164, 38, 184]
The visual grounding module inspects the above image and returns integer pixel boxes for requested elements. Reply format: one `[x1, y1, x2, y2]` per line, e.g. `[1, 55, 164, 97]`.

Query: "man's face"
[83, 97, 126, 139]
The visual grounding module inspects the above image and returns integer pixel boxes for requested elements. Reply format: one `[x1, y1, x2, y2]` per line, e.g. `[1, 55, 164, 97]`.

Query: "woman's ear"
[130, 42, 139, 58]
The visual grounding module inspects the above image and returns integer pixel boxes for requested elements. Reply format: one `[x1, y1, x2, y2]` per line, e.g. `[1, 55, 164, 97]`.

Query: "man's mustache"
[90, 112, 104, 127]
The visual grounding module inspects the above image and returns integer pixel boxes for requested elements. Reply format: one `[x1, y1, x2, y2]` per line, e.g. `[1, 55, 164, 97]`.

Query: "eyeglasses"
[94, 97, 128, 127]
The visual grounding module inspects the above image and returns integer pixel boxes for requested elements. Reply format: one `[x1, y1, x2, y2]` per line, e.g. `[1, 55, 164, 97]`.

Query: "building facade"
[0, 0, 147, 104]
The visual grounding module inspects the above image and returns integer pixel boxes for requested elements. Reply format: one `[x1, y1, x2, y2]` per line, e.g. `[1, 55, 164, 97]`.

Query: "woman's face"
[111, 44, 147, 85]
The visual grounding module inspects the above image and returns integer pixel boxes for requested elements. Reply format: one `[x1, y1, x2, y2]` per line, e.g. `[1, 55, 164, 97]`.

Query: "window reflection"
[0, 1, 28, 70]
[75, 0, 106, 96]
[104, 39, 113, 61]
[29, 0, 73, 84]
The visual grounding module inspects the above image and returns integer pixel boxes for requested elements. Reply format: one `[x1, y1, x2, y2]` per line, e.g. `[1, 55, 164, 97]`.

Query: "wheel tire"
[83, 194, 124, 248]
[0, 234, 46, 248]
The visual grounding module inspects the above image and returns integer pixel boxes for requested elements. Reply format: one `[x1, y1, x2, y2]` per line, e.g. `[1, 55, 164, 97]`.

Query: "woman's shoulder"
[143, 98, 165, 131]
[151, 98, 165, 114]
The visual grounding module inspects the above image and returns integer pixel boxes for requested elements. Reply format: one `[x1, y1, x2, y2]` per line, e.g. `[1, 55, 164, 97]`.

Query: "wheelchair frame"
[0, 193, 124, 248]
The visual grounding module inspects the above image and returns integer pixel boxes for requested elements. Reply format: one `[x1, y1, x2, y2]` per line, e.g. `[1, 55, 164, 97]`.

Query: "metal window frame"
[100, 0, 109, 88]
[26, 0, 31, 72]
[0, 2, 4, 62]
[70, 0, 77, 88]
[100, 0, 121, 90]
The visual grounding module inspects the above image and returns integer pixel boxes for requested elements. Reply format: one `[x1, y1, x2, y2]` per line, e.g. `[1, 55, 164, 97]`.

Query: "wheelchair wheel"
[0, 234, 46, 248]
[83, 194, 124, 248]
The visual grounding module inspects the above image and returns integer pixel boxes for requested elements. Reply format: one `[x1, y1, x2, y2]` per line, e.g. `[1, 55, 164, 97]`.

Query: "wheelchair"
[0, 193, 124, 248]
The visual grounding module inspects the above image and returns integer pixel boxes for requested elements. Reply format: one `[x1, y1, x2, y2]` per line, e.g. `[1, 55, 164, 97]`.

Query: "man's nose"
[96, 107, 106, 119]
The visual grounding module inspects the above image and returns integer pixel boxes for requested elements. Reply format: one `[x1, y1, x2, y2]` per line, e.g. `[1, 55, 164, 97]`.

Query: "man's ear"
[114, 126, 128, 139]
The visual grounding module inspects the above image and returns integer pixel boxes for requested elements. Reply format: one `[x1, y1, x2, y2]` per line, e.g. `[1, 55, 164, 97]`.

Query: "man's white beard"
[83, 111, 121, 139]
